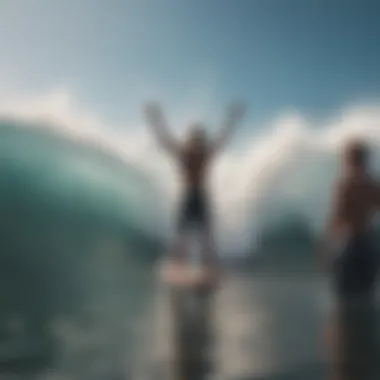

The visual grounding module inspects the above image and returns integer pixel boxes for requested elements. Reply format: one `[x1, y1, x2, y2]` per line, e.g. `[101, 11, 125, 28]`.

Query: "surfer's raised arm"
[143, 102, 179, 156]
[210, 102, 246, 153]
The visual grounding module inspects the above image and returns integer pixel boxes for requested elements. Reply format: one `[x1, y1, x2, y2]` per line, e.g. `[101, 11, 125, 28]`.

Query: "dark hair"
[344, 139, 369, 167]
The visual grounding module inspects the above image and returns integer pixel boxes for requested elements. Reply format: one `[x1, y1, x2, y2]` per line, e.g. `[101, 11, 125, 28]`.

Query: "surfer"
[320, 139, 380, 379]
[321, 139, 379, 296]
[144, 102, 246, 278]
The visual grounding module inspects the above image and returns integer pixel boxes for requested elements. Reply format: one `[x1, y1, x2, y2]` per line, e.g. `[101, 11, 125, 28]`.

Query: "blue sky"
[0, 0, 379, 132]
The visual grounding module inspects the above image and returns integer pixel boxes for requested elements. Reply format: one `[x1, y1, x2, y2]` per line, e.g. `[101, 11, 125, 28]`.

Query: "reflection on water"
[1, 250, 379, 380]
[216, 273, 327, 379]
[152, 270, 327, 380]
[151, 269, 380, 380]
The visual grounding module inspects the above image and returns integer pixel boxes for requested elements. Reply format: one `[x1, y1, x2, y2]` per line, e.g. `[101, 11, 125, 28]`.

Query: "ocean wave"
[0, 118, 321, 256]
[1, 90, 380, 255]
[0, 119, 163, 377]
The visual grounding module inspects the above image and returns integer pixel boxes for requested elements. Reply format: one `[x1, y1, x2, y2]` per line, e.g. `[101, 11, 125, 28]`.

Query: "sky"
[0, 0, 380, 135]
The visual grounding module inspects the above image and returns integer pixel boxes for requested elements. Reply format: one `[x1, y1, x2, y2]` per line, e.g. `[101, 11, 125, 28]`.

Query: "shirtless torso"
[330, 173, 380, 238]
[323, 140, 380, 297]
[179, 145, 210, 190]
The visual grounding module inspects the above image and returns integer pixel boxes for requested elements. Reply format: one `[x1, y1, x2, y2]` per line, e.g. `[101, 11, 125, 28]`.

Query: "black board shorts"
[177, 188, 210, 232]
[331, 233, 378, 299]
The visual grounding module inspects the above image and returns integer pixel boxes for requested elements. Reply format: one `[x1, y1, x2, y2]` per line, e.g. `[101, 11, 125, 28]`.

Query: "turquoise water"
[0, 122, 161, 378]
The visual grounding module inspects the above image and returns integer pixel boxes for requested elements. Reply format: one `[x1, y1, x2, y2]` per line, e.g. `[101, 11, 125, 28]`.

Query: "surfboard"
[161, 260, 218, 290]
[160, 260, 217, 380]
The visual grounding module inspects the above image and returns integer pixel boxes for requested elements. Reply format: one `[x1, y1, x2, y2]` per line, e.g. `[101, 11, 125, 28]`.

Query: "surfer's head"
[185, 123, 208, 149]
[343, 138, 369, 170]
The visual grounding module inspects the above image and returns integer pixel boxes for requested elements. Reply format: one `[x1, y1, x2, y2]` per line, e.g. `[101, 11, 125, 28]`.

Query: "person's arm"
[143, 102, 179, 156]
[210, 102, 246, 154]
